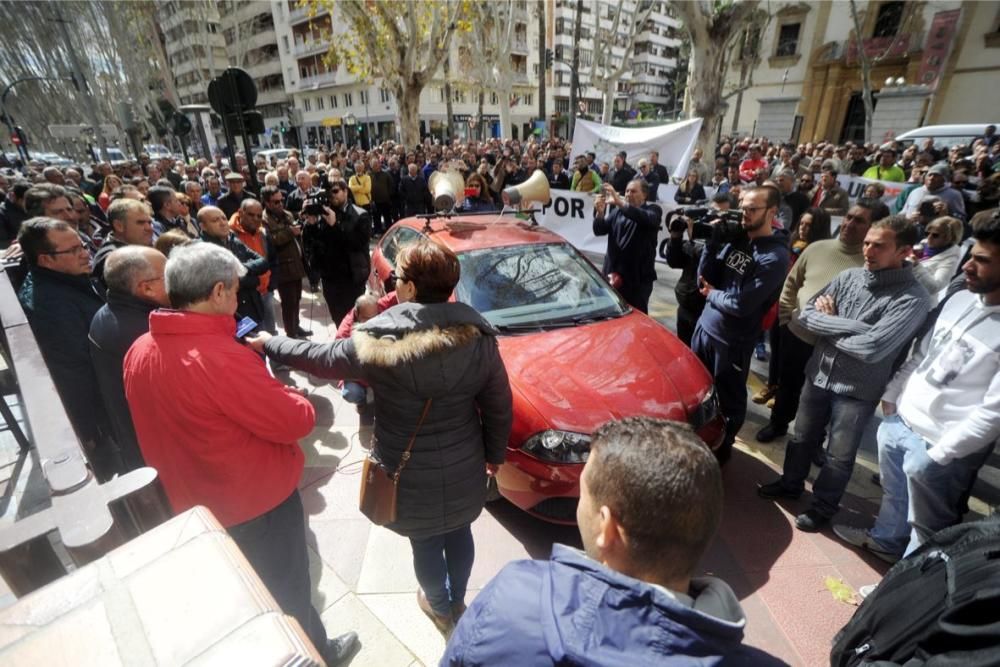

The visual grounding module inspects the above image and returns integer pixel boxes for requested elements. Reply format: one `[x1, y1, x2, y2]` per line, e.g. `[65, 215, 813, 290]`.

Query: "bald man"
[90, 246, 170, 475]
[231, 199, 276, 333]
[198, 205, 269, 327]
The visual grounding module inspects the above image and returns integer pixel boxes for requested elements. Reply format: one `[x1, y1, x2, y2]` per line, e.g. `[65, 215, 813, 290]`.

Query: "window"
[360, 89, 369, 105]
[379, 87, 391, 103]
[776, 23, 801, 57]
[282, 36, 290, 53]
[316, 96, 324, 110]
[491, 92, 499, 105]
[523, 93, 533, 105]
[344, 92, 353, 106]
[533, 63, 539, 76]
[873, 2, 905, 38]
[587, 99, 602, 114]
[330, 95, 338, 108]
[439, 87, 446, 102]
[556, 98, 569, 113]
[287, 67, 294, 83]
[303, 98, 311, 111]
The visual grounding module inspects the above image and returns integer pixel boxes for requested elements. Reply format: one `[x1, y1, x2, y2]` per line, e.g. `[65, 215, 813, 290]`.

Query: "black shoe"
[755, 423, 788, 443]
[757, 480, 802, 500]
[295, 327, 313, 337]
[322, 631, 360, 665]
[795, 509, 829, 532]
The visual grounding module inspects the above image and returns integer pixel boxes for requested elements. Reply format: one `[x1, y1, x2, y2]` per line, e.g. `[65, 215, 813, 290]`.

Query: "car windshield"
[455, 242, 628, 332]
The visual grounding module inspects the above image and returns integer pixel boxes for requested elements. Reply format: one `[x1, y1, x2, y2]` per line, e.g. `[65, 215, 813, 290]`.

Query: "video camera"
[302, 191, 330, 217]
[665, 207, 746, 245]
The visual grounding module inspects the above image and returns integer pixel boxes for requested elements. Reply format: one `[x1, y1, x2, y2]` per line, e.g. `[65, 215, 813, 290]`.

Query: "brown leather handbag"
[359, 399, 432, 526]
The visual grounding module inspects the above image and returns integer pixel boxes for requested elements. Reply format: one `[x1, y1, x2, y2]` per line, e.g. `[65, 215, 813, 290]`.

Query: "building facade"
[270, 0, 681, 146]
[720, 0, 1000, 144]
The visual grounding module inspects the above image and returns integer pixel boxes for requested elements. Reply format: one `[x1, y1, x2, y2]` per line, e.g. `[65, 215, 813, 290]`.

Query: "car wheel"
[485, 476, 502, 503]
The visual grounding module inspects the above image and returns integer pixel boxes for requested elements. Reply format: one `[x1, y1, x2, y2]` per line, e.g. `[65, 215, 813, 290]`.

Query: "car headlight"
[689, 386, 720, 430]
[522, 430, 591, 463]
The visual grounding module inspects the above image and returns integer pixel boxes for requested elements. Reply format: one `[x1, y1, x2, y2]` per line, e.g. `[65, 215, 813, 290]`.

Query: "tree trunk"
[397, 84, 422, 148]
[499, 96, 512, 140]
[537, 0, 546, 126]
[444, 56, 454, 141]
[601, 81, 615, 124]
[569, 0, 583, 137]
[477, 90, 485, 140]
[685, 39, 728, 157]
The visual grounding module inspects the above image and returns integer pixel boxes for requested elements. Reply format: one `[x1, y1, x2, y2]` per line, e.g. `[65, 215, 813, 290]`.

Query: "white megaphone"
[502, 169, 551, 207]
[428, 170, 465, 212]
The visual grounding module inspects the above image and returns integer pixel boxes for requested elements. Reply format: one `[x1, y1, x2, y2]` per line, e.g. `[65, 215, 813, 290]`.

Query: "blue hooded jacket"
[441, 545, 787, 666]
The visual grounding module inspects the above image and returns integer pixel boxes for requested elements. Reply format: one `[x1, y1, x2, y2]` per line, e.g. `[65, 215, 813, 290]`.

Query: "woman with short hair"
[250, 240, 513, 635]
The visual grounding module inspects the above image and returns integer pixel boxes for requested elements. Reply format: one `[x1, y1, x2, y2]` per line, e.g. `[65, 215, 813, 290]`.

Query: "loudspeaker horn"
[428, 170, 465, 212]
[502, 169, 551, 207]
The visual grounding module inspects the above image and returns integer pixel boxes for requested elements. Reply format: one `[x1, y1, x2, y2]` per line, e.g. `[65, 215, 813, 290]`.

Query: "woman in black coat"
[674, 170, 707, 205]
[251, 240, 513, 634]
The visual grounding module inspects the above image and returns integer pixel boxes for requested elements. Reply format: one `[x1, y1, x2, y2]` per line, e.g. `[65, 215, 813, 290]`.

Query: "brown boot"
[417, 589, 453, 634]
[751, 384, 778, 404]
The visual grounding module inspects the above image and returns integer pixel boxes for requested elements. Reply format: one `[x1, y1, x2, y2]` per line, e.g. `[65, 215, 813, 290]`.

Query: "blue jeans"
[341, 381, 367, 405]
[870, 415, 995, 557]
[409, 524, 475, 616]
[780, 381, 878, 518]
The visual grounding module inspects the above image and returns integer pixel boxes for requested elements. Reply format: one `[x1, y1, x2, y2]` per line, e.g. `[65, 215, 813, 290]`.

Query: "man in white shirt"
[833, 213, 1000, 561]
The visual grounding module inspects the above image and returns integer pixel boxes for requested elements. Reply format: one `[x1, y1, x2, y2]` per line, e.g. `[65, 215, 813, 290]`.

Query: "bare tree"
[589, 0, 656, 125]
[568, 0, 584, 138]
[671, 0, 762, 155]
[847, 0, 918, 144]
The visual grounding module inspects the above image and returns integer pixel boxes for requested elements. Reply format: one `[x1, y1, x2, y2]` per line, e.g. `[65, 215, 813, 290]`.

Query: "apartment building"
[217, 0, 290, 147]
[156, 0, 228, 107]
[271, 0, 681, 145]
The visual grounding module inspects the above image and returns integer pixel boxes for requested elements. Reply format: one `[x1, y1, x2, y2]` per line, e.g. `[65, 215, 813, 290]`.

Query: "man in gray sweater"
[758, 215, 930, 532]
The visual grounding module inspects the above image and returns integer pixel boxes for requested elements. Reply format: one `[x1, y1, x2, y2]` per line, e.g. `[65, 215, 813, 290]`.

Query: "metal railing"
[0, 266, 170, 598]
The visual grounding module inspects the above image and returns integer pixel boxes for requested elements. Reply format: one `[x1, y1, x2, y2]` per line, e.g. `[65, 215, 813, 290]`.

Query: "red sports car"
[367, 213, 724, 523]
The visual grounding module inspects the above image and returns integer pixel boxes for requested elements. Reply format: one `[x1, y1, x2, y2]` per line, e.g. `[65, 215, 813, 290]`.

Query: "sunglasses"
[330, 187, 342, 193]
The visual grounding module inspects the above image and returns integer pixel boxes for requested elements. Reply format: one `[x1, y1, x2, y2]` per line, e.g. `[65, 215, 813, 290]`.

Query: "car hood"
[498, 312, 709, 433]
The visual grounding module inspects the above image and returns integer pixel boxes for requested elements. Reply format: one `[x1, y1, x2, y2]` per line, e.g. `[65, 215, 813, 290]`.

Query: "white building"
[270, 0, 682, 146]
[156, 0, 228, 107]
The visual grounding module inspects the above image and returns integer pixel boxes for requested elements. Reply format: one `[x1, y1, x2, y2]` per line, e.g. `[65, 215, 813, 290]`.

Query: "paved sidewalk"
[286, 287, 894, 667]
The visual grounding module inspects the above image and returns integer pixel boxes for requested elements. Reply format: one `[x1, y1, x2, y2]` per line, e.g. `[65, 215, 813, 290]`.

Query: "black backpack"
[831, 517, 1000, 666]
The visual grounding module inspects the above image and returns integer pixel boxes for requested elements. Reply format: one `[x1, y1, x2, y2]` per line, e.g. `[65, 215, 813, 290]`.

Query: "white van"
[895, 124, 997, 151]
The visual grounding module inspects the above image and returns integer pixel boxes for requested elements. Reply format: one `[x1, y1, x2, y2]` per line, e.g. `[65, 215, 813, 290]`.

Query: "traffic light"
[545, 48, 553, 70]
[280, 121, 287, 134]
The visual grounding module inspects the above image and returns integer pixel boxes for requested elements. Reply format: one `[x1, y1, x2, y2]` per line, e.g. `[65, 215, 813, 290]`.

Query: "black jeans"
[228, 490, 326, 650]
[769, 326, 815, 429]
[322, 279, 364, 328]
[692, 325, 754, 459]
[277, 279, 302, 335]
[621, 281, 654, 314]
[410, 524, 475, 617]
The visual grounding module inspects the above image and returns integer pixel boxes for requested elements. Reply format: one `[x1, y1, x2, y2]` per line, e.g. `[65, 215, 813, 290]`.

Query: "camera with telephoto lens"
[303, 191, 330, 217]
[666, 207, 746, 243]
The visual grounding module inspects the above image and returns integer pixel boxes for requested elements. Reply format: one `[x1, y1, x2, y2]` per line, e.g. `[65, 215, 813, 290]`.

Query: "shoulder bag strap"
[391, 399, 433, 482]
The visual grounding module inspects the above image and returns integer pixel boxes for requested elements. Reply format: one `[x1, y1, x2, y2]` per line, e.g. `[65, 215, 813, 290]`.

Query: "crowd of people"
[0, 122, 998, 665]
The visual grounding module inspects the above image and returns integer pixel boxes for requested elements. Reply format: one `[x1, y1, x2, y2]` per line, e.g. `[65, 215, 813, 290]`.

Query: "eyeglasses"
[45, 244, 88, 256]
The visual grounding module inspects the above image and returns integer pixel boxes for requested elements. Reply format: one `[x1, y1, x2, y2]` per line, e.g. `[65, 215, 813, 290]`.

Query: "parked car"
[895, 124, 999, 151]
[35, 152, 73, 167]
[143, 144, 173, 160]
[367, 214, 725, 524]
[256, 148, 291, 166]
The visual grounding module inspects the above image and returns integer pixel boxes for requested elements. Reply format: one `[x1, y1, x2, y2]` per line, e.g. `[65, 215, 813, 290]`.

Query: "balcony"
[298, 70, 338, 90]
[288, 4, 327, 26]
[512, 71, 529, 85]
[511, 39, 529, 55]
[294, 37, 329, 58]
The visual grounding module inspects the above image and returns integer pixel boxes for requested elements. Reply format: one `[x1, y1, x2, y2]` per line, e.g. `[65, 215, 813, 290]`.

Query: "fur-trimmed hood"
[352, 301, 498, 368]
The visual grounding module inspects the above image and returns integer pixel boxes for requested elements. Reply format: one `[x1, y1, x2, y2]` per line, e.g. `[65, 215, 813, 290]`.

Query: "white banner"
[837, 174, 907, 208]
[569, 118, 703, 182]
[537, 189, 676, 263]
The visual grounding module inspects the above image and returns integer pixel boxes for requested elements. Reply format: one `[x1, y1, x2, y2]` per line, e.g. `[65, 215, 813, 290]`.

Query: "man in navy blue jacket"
[593, 180, 663, 313]
[693, 186, 790, 464]
[441, 417, 786, 667]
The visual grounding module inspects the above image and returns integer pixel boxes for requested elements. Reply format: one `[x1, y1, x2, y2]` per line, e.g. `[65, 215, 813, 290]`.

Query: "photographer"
[593, 180, 663, 313]
[664, 192, 732, 346]
[301, 178, 372, 324]
[692, 186, 791, 464]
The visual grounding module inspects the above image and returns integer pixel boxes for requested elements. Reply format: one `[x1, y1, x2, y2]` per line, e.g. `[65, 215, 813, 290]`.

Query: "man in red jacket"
[123, 242, 358, 664]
